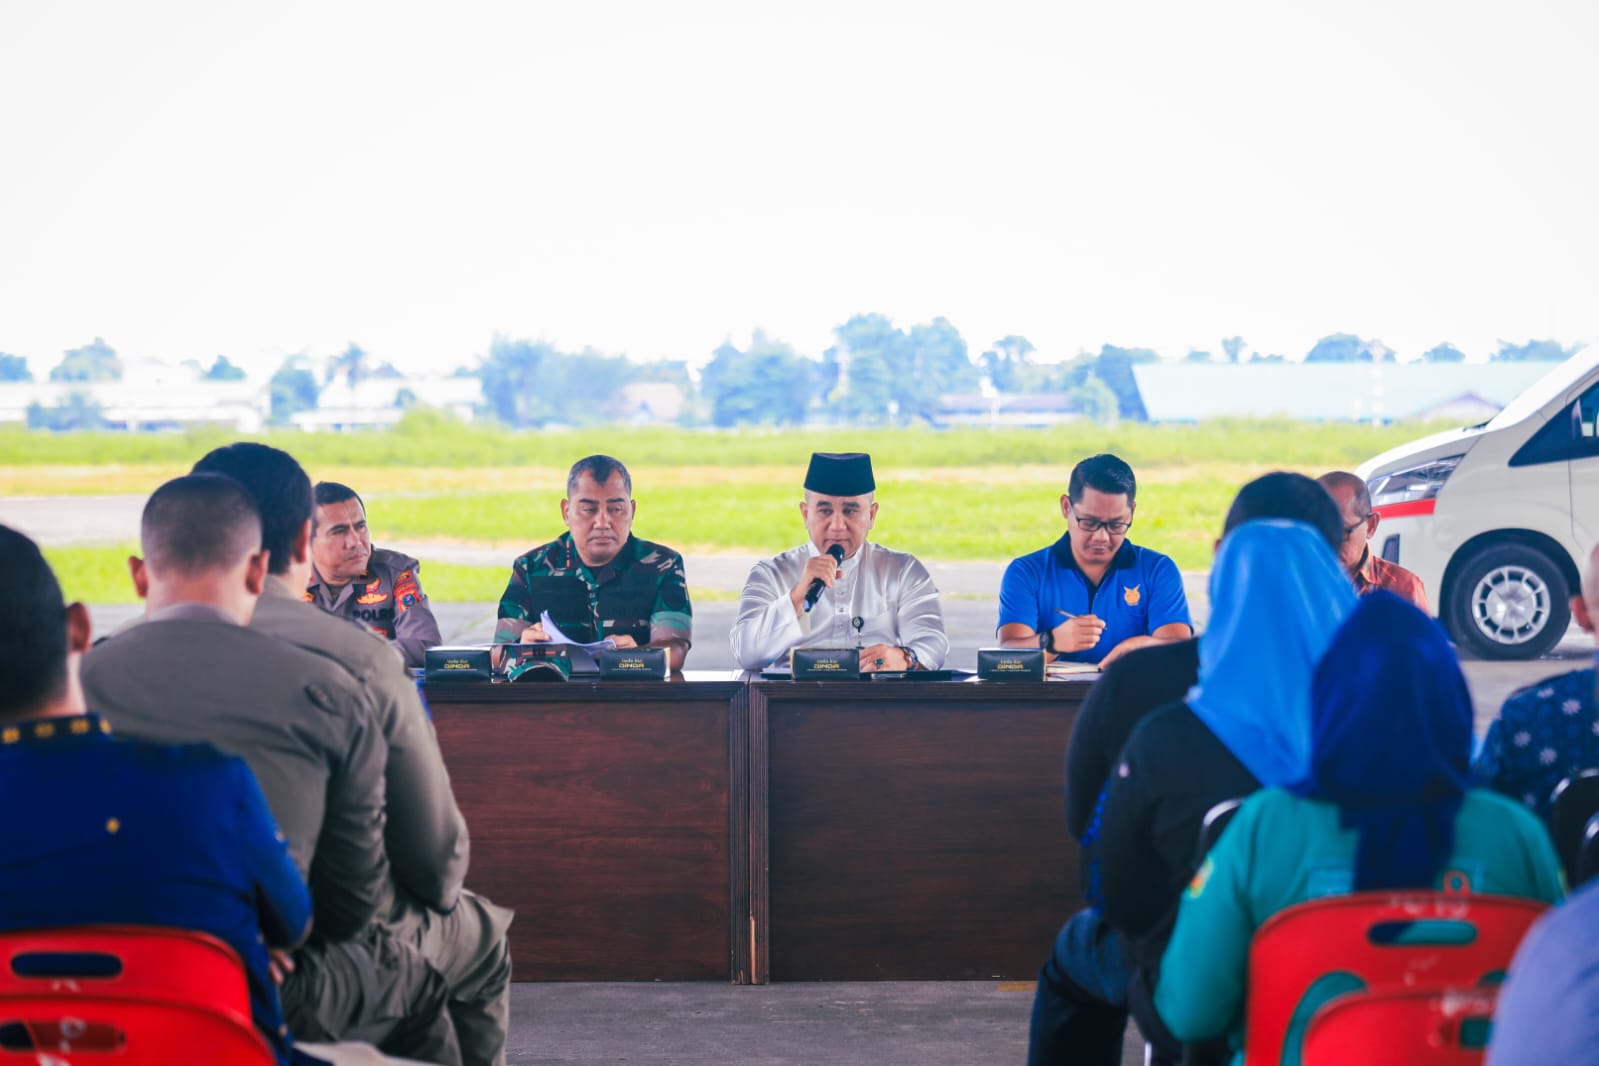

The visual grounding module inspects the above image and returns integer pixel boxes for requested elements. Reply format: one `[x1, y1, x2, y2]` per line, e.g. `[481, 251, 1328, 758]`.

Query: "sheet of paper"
[1046, 661, 1101, 677]
[539, 611, 617, 651]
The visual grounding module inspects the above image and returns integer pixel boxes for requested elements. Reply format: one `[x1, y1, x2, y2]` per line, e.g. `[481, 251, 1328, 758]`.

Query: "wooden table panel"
[753, 681, 1088, 982]
[426, 679, 745, 981]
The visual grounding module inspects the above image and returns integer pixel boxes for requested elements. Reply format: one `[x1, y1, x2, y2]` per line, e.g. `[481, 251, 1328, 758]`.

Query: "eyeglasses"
[1072, 511, 1133, 536]
[1343, 514, 1373, 538]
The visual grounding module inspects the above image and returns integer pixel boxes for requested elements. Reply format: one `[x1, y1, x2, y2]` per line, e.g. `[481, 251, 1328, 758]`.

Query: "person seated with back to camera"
[1063, 472, 1349, 867]
[0, 524, 312, 1065]
[185, 443, 511, 1066]
[1155, 591, 1563, 1064]
[1028, 511, 1354, 1066]
[1474, 540, 1599, 822]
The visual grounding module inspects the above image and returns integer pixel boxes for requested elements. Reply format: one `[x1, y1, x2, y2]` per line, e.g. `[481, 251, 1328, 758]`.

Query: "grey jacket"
[82, 604, 389, 942]
[255, 576, 469, 913]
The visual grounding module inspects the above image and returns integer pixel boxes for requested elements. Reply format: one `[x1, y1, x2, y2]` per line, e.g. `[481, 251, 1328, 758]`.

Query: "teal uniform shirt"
[1156, 788, 1563, 1065]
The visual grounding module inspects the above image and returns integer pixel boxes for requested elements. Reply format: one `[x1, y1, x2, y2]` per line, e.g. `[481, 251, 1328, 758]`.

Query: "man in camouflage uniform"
[307, 481, 443, 668]
[494, 455, 693, 671]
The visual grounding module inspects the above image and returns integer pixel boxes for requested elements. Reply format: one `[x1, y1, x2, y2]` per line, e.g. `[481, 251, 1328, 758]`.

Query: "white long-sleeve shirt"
[730, 540, 949, 670]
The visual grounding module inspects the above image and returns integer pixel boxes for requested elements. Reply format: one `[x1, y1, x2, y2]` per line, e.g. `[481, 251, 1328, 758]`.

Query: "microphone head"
[826, 544, 846, 563]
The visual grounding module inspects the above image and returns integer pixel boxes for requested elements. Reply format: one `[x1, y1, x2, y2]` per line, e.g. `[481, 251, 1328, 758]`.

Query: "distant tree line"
[7, 328, 1590, 431]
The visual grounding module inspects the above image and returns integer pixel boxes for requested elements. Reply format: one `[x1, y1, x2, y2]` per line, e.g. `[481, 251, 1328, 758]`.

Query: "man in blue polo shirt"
[998, 453, 1191, 667]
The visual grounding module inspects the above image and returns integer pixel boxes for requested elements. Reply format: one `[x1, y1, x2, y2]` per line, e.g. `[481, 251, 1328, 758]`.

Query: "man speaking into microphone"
[731, 452, 948, 673]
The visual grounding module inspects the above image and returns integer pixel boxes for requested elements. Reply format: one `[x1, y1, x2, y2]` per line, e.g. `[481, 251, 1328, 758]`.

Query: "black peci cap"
[804, 452, 875, 496]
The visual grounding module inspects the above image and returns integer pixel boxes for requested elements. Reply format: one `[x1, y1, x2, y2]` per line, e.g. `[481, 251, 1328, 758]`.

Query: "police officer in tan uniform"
[306, 481, 443, 669]
[82, 473, 462, 1064]
[194, 446, 512, 1066]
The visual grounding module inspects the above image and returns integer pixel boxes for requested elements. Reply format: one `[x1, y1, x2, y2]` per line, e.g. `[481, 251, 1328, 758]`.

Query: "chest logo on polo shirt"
[1124, 585, 1141, 605]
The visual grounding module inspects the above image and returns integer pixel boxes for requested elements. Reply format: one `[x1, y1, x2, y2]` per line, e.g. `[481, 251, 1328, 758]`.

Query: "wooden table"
[425, 675, 1091, 983]
[425, 673, 748, 981]
[749, 679, 1089, 982]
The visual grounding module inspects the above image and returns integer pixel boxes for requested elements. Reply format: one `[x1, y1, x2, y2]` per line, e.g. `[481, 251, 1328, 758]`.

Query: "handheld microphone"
[803, 545, 846, 613]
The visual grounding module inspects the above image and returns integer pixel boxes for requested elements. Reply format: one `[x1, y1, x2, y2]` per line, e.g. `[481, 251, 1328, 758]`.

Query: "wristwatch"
[1038, 629, 1055, 653]
[900, 646, 920, 670]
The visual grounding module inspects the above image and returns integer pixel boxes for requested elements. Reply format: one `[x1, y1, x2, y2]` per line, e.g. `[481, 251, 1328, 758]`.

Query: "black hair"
[312, 481, 365, 533]
[1224, 471, 1345, 554]
[567, 455, 632, 496]
[0, 525, 69, 720]
[192, 443, 312, 576]
[1068, 454, 1137, 506]
[141, 474, 263, 575]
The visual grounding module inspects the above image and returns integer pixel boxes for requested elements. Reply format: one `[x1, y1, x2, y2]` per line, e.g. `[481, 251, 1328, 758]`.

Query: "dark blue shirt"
[1475, 666, 1599, 820]
[0, 714, 311, 1065]
[998, 536, 1191, 664]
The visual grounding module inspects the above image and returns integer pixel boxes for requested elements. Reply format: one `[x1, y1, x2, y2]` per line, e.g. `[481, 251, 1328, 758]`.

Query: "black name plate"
[976, 647, 1045, 681]
[791, 646, 862, 680]
[424, 646, 493, 682]
[597, 647, 667, 679]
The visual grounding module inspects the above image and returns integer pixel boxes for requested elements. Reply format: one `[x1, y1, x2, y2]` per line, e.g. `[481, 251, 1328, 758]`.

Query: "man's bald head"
[140, 475, 263, 577]
[1316, 471, 1371, 517]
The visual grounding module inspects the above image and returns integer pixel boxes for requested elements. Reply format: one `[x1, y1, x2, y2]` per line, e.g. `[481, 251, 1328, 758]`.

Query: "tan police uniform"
[256, 576, 512, 1066]
[81, 603, 461, 1065]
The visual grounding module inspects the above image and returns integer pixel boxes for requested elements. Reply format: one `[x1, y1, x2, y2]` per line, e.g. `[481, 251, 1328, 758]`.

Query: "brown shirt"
[1354, 549, 1429, 614]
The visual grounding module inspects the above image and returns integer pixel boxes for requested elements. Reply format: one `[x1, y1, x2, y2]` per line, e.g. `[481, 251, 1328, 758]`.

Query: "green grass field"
[14, 414, 1444, 603]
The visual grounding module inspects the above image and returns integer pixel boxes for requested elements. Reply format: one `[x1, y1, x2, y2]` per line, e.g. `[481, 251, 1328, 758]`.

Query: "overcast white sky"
[2, 0, 1596, 377]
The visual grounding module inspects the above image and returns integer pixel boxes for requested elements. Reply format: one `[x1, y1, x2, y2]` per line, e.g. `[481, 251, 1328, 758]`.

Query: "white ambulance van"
[1356, 350, 1599, 659]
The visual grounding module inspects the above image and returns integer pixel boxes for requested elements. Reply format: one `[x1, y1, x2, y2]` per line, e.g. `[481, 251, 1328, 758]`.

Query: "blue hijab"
[1187, 519, 1356, 788]
[1296, 590, 1473, 891]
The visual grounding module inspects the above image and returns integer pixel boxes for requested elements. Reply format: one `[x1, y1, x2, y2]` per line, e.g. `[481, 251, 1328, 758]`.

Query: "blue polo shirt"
[998, 535, 1191, 664]
[0, 714, 311, 1065]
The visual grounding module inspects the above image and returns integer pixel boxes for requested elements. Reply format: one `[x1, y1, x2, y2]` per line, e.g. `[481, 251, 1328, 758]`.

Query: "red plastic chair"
[0, 927, 273, 1064]
[1300, 987, 1497, 1066]
[1242, 893, 1546, 1066]
[0, 996, 275, 1064]
[0, 927, 252, 1021]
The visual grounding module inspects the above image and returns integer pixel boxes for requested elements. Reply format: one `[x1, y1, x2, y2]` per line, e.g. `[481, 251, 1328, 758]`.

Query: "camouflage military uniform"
[497, 532, 692, 649]
[306, 546, 443, 669]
